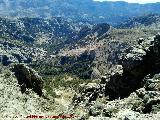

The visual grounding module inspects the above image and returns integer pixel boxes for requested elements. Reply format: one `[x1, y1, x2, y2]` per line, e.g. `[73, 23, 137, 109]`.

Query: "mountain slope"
[0, 17, 110, 55]
[0, 16, 110, 79]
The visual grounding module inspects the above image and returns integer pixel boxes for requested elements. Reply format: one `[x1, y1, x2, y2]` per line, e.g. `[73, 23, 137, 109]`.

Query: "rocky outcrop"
[0, 73, 53, 119]
[73, 73, 160, 119]
[105, 34, 160, 100]
[12, 64, 44, 96]
[92, 40, 129, 78]
[73, 83, 104, 107]
[71, 34, 160, 119]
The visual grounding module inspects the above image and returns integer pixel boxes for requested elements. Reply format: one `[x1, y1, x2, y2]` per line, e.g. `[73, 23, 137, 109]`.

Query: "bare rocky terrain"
[1, 1, 160, 120]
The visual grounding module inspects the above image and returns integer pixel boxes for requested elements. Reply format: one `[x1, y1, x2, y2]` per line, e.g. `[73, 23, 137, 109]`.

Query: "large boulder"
[73, 82, 104, 106]
[12, 64, 44, 96]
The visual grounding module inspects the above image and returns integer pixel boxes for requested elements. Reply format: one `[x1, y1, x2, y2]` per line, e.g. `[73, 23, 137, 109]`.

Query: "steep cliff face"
[13, 64, 44, 96]
[105, 34, 160, 99]
[0, 71, 52, 118]
[92, 40, 129, 79]
[71, 34, 160, 119]
[93, 23, 160, 79]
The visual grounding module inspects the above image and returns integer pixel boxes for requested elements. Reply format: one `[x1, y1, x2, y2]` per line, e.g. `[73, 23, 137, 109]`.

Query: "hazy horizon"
[94, 0, 160, 4]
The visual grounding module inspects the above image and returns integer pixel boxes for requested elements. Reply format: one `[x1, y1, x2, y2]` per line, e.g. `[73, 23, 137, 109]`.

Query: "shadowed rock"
[105, 34, 160, 100]
[12, 64, 44, 96]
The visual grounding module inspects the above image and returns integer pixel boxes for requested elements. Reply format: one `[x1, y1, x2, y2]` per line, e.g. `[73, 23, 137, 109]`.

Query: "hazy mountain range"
[1, 0, 160, 119]
[0, 0, 160, 25]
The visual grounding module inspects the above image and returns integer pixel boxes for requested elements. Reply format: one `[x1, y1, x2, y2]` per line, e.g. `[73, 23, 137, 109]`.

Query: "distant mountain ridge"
[0, 0, 160, 25]
[116, 14, 160, 28]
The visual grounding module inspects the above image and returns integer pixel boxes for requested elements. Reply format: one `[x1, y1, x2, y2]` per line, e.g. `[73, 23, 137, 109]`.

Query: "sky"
[94, 0, 160, 4]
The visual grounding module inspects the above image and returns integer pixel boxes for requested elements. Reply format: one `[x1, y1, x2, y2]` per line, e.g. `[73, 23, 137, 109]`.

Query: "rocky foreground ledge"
[72, 34, 160, 119]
